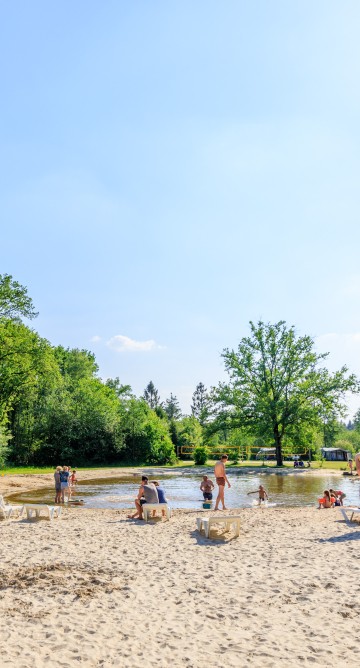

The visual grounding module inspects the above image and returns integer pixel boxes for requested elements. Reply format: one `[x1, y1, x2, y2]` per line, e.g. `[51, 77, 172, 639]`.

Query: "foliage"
[143, 381, 162, 409]
[191, 382, 211, 426]
[164, 393, 182, 421]
[120, 399, 175, 464]
[0, 273, 38, 322]
[212, 320, 360, 466]
[0, 421, 10, 467]
[176, 416, 203, 457]
[193, 445, 209, 465]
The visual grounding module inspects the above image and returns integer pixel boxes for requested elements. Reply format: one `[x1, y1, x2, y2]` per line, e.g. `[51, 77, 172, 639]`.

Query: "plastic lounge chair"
[339, 507, 360, 524]
[0, 494, 24, 519]
[23, 504, 62, 520]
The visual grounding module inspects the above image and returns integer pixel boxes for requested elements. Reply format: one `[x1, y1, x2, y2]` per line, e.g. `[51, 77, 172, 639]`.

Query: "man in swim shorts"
[200, 475, 215, 501]
[214, 454, 231, 510]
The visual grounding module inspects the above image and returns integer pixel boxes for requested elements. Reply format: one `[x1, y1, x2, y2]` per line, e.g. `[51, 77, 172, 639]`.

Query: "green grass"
[0, 459, 350, 476]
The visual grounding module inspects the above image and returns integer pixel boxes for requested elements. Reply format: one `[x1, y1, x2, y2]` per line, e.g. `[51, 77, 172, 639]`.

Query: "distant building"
[321, 447, 352, 461]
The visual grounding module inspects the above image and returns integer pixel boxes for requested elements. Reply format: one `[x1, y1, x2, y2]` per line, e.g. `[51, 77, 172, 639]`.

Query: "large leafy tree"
[213, 320, 360, 465]
[0, 273, 38, 321]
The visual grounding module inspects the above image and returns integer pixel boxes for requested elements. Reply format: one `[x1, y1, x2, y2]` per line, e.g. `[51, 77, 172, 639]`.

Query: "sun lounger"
[0, 504, 12, 520]
[142, 503, 171, 521]
[196, 515, 241, 539]
[0, 494, 24, 519]
[23, 504, 62, 520]
[339, 507, 360, 524]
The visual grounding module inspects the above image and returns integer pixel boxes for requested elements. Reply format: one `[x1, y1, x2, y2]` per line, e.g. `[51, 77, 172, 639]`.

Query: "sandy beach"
[1, 474, 360, 667]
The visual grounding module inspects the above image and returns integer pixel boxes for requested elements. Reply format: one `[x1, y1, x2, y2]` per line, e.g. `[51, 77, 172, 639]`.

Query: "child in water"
[247, 485, 269, 504]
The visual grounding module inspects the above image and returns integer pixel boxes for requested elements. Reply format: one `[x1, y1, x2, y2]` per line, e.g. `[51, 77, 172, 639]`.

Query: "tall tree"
[191, 382, 211, 425]
[143, 381, 161, 409]
[213, 320, 359, 466]
[164, 393, 182, 421]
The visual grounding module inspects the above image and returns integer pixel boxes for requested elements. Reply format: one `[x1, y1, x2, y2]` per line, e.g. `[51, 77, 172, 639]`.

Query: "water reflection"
[8, 472, 360, 510]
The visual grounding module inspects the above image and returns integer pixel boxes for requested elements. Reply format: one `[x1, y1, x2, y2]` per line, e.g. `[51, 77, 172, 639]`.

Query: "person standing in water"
[200, 475, 215, 501]
[214, 454, 231, 510]
[247, 485, 269, 504]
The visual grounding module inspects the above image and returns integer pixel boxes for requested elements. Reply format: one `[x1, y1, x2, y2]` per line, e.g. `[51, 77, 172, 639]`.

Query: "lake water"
[9, 470, 360, 510]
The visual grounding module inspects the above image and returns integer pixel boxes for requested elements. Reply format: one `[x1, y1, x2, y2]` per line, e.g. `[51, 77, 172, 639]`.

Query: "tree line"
[1, 274, 360, 467]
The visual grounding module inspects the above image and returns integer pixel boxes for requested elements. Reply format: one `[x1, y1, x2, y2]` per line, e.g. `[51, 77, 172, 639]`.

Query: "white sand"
[1, 500, 359, 668]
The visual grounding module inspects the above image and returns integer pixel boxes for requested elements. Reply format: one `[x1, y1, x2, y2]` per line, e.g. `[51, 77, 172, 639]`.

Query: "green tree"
[177, 416, 203, 453]
[143, 381, 162, 409]
[105, 377, 133, 399]
[0, 273, 38, 321]
[121, 398, 175, 464]
[213, 320, 359, 466]
[191, 382, 211, 426]
[164, 393, 182, 421]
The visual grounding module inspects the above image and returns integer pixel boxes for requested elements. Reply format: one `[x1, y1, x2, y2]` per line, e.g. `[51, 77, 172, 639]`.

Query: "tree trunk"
[274, 425, 283, 466]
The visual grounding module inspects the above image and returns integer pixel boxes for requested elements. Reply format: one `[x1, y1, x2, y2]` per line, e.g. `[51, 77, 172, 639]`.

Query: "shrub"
[193, 445, 209, 465]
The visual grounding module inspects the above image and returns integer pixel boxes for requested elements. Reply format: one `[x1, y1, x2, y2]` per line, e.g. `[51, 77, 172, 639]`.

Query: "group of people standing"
[54, 466, 77, 503]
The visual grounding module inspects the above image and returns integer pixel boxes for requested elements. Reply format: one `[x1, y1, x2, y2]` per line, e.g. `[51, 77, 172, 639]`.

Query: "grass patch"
[1, 459, 350, 476]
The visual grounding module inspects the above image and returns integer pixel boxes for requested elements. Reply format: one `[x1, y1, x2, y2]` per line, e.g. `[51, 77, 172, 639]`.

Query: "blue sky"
[1, 1, 360, 415]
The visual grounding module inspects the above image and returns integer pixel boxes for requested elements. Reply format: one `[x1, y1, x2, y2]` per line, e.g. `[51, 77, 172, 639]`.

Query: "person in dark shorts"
[127, 476, 158, 520]
[54, 466, 62, 504]
[200, 475, 215, 501]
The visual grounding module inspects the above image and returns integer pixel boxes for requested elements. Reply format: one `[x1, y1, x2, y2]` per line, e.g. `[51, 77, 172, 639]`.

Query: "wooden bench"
[24, 504, 62, 520]
[142, 503, 171, 521]
[196, 515, 241, 539]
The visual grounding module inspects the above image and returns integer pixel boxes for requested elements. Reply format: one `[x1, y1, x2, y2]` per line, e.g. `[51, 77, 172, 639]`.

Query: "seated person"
[151, 480, 168, 517]
[127, 476, 158, 520]
[318, 490, 335, 509]
[200, 475, 215, 501]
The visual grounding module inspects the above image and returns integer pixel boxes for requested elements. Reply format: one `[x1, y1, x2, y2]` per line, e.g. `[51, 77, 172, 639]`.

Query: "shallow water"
[9, 470, 360, 510]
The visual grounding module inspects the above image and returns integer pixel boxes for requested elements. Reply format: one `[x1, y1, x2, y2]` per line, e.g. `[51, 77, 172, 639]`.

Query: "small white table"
[143, 504, 171, 521]
[196, 515, 241, 539]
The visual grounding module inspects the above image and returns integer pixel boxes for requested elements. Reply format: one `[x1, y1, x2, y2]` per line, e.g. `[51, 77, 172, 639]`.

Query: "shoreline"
[0, 466, 349, 500]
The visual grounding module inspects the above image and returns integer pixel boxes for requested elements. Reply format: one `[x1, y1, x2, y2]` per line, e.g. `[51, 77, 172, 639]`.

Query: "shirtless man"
[200, 475, 215, 501]
[214, 454, 231, 510]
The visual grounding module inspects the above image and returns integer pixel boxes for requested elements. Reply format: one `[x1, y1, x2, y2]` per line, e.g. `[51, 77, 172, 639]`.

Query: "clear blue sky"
[1, 1, 360, 415]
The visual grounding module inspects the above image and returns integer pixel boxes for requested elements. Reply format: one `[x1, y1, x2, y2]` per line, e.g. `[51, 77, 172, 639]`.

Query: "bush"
[193, 446, 209, 465]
